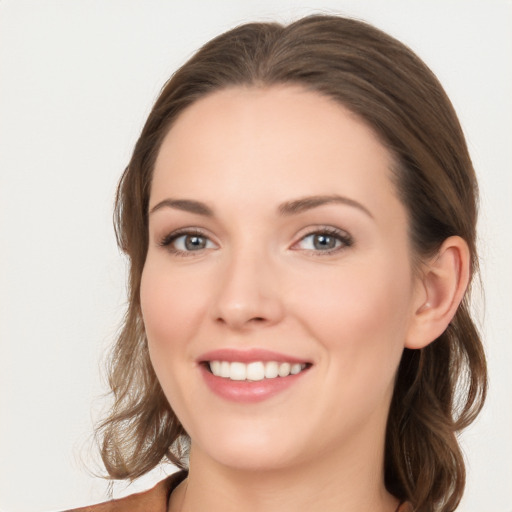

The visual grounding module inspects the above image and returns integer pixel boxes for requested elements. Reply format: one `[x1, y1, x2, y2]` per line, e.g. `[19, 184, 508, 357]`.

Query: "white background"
[1, 1, 511, 511]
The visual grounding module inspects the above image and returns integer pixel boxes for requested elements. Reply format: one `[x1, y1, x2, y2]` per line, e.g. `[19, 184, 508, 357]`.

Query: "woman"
[69, 14, 487, 512]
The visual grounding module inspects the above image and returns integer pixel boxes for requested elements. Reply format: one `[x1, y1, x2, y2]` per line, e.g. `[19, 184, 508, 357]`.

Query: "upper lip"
[198, 348, 311, 364]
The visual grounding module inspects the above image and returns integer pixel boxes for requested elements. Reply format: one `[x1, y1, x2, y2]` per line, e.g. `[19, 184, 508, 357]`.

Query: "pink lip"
[197, 348, 309, 364]
[197, 349, 312, 403]
[199, 364, 309, 403]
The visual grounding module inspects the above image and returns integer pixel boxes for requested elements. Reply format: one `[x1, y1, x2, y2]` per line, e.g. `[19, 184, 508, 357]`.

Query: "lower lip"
[199, 364, 309, 403]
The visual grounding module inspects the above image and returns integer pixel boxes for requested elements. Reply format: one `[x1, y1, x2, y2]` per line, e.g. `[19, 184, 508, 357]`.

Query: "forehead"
[151, 86, 399, 215]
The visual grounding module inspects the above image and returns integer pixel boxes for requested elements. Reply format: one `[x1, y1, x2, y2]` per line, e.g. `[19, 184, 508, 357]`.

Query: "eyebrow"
[149, 198, 214, 216]
[278, 194, 373, 219]
[149, 194, 373, 219]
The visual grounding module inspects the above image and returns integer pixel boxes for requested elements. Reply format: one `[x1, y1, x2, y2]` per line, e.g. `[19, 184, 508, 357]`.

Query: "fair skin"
[140, 86, 469, 512]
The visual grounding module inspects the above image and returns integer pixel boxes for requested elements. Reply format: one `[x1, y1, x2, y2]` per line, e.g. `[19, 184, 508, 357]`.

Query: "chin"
[190, 423, 309, 472]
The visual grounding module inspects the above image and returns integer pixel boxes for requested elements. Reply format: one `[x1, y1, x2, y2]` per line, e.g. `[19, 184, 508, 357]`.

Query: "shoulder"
[61, 471, 188, 512]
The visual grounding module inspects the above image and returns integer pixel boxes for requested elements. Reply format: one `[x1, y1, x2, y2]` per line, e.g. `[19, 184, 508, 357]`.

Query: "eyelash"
[159, 228, 214, 257]
[158, 226, 353, 257]
[293, 227, 353, 255]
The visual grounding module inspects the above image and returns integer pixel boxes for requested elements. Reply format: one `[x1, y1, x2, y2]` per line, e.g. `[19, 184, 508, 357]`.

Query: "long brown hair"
[96, 15, 487, 511]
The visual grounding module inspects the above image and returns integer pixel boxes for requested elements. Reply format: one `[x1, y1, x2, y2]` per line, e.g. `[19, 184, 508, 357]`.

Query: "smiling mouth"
[205, 361, 310, 381]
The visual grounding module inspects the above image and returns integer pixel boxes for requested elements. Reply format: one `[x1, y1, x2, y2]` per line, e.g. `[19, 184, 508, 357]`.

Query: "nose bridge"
[212, 236, 284, 329]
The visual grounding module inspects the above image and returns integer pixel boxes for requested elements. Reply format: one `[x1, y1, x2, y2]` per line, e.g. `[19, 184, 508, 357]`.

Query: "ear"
[405, 236, 471, 349]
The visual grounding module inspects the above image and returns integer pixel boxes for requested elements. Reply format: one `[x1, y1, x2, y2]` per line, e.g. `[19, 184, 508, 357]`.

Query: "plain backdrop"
[1, 1, 511, 511]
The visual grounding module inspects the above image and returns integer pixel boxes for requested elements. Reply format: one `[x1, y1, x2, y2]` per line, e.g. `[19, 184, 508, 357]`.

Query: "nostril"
[215, 315, 267, 328]
[246, 317, 267, 325]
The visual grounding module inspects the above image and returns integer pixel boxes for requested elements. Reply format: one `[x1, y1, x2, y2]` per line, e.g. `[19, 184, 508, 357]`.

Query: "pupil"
[314, 234, 335, 250]
[185, 235, 206, 250]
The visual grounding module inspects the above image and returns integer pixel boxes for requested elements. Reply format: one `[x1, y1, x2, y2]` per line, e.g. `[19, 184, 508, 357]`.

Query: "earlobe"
[405, 236, 471, 349]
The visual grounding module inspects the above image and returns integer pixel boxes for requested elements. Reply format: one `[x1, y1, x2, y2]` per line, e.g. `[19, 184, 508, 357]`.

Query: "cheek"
[291, 255, 413, 361]
[291, 257, 413, 426]
[140, 259, 210, 420]
[140, 259, 208, 349]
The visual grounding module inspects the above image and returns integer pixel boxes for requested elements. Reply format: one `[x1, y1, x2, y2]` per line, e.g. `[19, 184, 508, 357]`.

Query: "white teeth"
[246, 362, 265, 381]
[220, 361, 230, 378]
[208, 360, 307, 380]
[264, 361, 279, 379]
[230, 362, 246, 381]
[278, 362, 291, 377]
[290, 363, 302, 375]
[210, 360, 221, 376]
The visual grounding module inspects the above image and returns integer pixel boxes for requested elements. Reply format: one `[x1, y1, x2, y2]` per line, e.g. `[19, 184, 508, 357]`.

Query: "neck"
[171, 433, 399, 512]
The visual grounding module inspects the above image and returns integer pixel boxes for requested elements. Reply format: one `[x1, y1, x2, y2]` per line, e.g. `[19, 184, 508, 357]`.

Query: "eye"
[293, 227, 353, 254]
[159, 229, 217, 255]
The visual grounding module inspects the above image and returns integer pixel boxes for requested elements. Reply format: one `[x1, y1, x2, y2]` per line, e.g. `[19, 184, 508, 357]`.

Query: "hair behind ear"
[386, 284, 486, 510]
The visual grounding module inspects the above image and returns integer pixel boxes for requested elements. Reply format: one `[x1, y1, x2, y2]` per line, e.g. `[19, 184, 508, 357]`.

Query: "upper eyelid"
[292, 227, 353, 250]
[158, 227, 214, 246]
[293, 225, 353, 241]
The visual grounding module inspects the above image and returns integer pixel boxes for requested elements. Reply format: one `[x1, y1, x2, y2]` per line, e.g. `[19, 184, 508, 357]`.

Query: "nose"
[211, 246, 285, 331]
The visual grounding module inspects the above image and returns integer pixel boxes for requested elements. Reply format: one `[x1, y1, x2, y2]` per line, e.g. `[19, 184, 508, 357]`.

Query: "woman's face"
[141, 86, 424, 472]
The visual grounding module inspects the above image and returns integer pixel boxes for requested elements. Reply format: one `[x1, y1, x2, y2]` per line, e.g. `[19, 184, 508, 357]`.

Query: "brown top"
[62, 471, 187, 512]
[63, 470, 413, 511]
